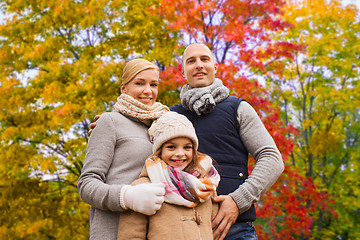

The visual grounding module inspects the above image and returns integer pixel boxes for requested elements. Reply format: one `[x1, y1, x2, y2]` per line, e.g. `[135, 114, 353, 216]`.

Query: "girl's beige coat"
[118, 167, 219, 240]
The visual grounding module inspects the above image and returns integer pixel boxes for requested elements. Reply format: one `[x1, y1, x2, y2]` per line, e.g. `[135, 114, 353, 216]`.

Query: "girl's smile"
[160, 137, 194, 171]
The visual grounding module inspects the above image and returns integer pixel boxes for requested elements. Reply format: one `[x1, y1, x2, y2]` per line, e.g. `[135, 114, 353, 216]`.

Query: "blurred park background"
[0, 0, 359, 239]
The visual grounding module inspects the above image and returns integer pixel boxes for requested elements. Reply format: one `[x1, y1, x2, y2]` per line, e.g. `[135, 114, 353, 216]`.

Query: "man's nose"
[195, 59, 204, 69]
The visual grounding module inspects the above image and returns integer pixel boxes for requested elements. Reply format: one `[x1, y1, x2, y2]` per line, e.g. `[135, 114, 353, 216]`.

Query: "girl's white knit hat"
[148, 112, 198, 153]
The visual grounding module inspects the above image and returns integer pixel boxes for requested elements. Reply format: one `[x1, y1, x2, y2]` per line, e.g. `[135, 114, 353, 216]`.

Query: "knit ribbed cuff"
[119, 185, 130, 210]
[229, 187, 253, 214]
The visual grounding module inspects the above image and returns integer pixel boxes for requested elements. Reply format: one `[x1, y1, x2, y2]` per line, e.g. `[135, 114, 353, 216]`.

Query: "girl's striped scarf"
[145, 154, 220, 208]
[113, 94, 169, 126]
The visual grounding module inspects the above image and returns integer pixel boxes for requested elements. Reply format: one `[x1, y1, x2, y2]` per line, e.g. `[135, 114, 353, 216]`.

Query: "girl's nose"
[175, 151, 184, 157]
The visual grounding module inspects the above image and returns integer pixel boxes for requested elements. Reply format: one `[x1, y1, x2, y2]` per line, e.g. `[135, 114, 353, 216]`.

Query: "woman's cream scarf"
[113, 94, 169, 126]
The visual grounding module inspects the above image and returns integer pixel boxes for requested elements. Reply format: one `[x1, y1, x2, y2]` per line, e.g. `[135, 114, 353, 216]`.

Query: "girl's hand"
[120, 183, 166, 215]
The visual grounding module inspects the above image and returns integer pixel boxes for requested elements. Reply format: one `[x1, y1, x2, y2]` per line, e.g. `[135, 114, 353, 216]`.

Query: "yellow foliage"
[0, 0, 178, 238]
[310, 129, 340, 156]
[1, 126, 20, 141]
[43, 82, 62, 103]
[277, 0, 360, 238]
[18, 219, 52, 238]
[39, 157, 57, 173]
[301, 119, 314, 130]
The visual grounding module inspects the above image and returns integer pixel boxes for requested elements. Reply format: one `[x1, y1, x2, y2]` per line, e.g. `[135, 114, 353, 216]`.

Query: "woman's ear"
[120, 83, 126, 94]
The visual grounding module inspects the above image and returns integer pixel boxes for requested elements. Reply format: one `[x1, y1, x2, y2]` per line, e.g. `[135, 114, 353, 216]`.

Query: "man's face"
[182, 44, 218, 88]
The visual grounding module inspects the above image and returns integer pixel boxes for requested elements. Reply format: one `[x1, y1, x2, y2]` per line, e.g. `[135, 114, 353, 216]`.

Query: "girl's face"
[160, 137, 194, 171]
[121, 68, 159, 107]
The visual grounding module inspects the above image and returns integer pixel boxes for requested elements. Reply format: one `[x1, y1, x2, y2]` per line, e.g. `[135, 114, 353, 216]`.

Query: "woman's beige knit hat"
[122, 58, 159, 85]
[148, 112, 198, 153]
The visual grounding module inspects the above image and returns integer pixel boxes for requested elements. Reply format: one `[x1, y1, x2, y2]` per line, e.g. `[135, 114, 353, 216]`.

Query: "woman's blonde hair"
[122, 58, 159, 85]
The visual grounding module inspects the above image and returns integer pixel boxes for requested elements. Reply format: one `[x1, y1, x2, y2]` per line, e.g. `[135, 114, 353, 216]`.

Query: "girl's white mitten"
[120, 183, 165, 215]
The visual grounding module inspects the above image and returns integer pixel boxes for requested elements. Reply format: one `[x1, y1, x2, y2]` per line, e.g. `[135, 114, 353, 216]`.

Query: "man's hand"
[212, 195, 239, 240]
[88, 115, 100, 135]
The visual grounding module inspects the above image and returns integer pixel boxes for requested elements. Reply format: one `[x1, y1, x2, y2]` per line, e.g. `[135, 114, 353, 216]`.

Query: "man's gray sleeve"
[229, 101, 284, 214]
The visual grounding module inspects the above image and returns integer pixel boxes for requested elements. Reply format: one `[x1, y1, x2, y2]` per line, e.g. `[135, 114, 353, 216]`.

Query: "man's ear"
[181, 66, 186, 78]
[214, 63, 218, 74]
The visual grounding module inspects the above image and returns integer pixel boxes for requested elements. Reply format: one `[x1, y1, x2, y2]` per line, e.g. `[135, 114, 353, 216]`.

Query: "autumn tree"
[154, 0, 326, 239]
[2, 0, 356, 239]
[0, 0, 177, 238]
[157, 0, 299, 150]
[266, 0, 360, 239]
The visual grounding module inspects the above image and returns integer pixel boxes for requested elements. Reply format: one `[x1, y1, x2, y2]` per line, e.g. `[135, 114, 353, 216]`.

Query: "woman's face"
[160, 137, 194, 171]
[121, 68, 159, 107]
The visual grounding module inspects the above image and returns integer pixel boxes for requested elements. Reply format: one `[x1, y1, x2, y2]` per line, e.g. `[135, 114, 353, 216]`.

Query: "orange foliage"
[155, 0, 333, 238]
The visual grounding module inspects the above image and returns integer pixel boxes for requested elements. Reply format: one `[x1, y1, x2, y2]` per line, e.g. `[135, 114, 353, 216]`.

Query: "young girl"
[118, 112, 220, 240]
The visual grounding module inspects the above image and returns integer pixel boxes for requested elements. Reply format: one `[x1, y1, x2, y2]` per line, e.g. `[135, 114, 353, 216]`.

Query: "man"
[170, 43, 283, 240]
[89, 43, 284, 240]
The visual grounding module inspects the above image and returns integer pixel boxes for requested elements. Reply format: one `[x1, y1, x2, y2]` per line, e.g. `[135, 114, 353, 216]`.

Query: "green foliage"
[267, 0, 360, 238]
[0, 143, 90, 239]
[1, 0, 358, 238]
[0, 0, 178, 238]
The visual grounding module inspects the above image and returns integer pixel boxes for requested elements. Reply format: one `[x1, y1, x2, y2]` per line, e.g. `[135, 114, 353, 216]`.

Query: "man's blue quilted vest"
[170, 95, 256, 222]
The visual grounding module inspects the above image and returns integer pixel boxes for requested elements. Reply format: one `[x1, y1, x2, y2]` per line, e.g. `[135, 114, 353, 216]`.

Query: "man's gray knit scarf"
[180, 78, 229, 116]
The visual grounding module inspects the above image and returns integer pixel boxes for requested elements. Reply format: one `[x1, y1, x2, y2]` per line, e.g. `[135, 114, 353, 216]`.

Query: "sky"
[342, 0, 360, 8]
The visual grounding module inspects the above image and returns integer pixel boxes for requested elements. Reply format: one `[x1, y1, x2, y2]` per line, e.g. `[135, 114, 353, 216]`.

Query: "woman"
[78, 59, 169, 240]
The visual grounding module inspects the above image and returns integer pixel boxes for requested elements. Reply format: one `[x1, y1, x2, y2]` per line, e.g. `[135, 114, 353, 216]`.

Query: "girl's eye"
[135, 82, 143, 85]
[184, 146, 192, 150]
[166, 145, 175, 149]
[151, 83, 158, 87]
